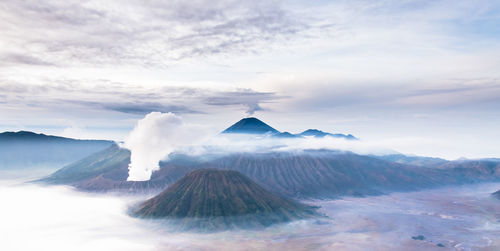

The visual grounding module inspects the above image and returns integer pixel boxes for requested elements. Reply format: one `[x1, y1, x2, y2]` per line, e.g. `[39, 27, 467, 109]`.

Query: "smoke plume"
[244, 102, 263, 116]
[124, 112, 207, 181]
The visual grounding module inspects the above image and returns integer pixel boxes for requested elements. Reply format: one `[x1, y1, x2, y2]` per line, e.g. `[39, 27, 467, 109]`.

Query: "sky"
[0, 0, 499, 159]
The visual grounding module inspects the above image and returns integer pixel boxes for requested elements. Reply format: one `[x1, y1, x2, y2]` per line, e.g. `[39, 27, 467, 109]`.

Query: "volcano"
[221, 117, 356, 139]
[134, 169, 318, 230]
[222, 117, 279, 135]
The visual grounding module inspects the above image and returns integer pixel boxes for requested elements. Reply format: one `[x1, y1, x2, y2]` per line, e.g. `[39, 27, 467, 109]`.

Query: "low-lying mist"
[1, 177, 498, 251]
[0, 183, 161, 251]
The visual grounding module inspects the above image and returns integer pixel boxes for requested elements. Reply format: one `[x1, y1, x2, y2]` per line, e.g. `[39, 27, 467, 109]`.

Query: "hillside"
[41, 143, 130, 184]
[374, 154, 449, 168]
[0, 131, 113, 169]
[493, 190, 500, 200]
[299, 129, 357, 140]
[134, 169, 318, 230]
[41, 146, 500, 198]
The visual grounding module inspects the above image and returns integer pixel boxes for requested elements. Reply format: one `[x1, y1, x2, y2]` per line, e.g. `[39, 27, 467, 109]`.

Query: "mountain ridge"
[0, 130, 111, 142]
[40, 146, 500, 198]
[0, 130, 113, 169]
[222, 117, 356, 140]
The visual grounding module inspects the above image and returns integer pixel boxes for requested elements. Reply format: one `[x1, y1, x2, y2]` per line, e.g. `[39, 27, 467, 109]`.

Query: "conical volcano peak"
[134, 169, 318, 230]
[222, 117, 279, 135]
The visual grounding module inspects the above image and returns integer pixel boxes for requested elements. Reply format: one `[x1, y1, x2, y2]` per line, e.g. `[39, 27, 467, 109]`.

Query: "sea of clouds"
[1, 175, 498, 250]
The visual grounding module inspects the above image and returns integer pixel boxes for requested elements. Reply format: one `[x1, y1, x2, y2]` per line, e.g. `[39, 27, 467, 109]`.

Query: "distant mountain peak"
[493, 190, 500, 200]
[300, 129, 329, 137]
[300, 129, 357, 140]
[221, 117, 357, 140]
[222, 117, 279, 135]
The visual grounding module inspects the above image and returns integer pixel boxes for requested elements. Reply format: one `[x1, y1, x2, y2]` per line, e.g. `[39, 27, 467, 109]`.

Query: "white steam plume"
[124, 112, 208, 181]
[245, 102, 262, 116]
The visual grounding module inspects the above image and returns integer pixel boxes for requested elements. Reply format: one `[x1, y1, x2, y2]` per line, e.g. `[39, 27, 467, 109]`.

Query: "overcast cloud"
[0, 0, 320, 67]
[0, 0, 499, 159]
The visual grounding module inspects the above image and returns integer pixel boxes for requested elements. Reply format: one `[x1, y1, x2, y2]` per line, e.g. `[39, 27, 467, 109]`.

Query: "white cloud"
[0, 0, 320, 67]
[1, 177, 498, 250]
[0, 184, 160, 251]
[124, 112, 210, 181]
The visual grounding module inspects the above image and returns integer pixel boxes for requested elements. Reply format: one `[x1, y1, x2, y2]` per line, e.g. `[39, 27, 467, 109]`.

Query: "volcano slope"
[134, 169, 319, 230]
[42, 146, 500, 199]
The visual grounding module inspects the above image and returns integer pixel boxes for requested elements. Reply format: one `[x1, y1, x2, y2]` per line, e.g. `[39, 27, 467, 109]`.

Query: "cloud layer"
[0, 78, 282, 116]
[0, 0, 321, 67]
[1, 177, 498, 250]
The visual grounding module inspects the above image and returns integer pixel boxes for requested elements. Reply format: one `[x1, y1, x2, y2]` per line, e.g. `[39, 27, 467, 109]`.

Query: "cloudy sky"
[1, 0, 499, 159]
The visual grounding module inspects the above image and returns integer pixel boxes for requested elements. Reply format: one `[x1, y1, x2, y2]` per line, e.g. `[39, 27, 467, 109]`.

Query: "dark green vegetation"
[222, 117, 356, 139]
[134, 169, 318, 230]
[0, 131, 113, 169]
[41, 146, 500, 198]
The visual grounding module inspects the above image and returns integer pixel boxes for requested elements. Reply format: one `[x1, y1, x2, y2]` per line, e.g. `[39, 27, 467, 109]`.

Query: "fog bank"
[0, 183, 160, 251]
[1, 179, 498, 250]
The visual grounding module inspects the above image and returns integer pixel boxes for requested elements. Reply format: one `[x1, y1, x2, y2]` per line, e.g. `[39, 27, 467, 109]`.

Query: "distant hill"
[39, 143, 190, 192]
[41, 143, 130, 184]
[222, 117, 356, 140]
[134, 169, 318, 230]
[299, 129, 357, 140]
[0, 131, 113, 170]
[374, 154, 449, 168]
[493, 190, 500, 200]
